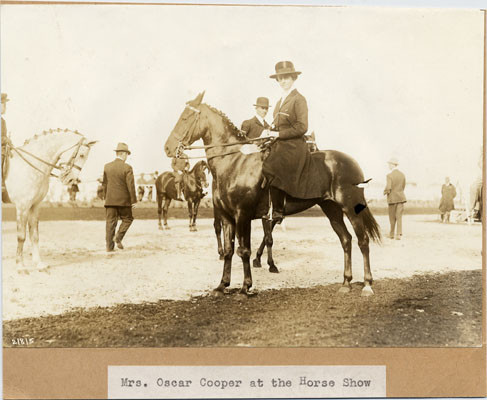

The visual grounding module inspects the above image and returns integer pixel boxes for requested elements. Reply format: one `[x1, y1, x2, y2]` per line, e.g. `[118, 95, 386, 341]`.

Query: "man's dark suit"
[241, 116, 269, 139]
[102, 158, 137, 250]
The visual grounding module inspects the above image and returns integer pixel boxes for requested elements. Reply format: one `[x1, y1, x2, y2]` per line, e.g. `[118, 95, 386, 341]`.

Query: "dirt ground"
[3, 270, 482, 347]
[2, 214, 482, 326]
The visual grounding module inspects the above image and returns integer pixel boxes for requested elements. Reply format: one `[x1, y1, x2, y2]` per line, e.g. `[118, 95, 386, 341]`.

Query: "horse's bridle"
[9, 135, 90, 179]
[174, 104, 274, 160]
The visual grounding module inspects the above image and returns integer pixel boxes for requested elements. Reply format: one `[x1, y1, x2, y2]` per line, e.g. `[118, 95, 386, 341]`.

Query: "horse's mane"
[203, 103, 248, 140]
[22, 128, 83, 146]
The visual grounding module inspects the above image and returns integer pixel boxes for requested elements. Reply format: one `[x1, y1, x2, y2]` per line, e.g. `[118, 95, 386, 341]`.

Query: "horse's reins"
[8, 136, 88, 179]
[175, 104, 275, 160]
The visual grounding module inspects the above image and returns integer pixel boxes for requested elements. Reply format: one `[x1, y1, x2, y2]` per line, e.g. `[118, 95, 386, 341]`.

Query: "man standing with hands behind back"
[103, 142, 137, 252]
[384, 157, 407, 240]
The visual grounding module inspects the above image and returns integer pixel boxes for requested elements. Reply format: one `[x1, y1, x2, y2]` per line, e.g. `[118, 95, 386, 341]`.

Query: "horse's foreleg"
[28, 204, 48, 270]
[321, 202, 353, 294]
[347, 213, 373, 296]
[192, 199, 200, 231]
[213, 210, 224, 260]
[187, 200, 194, 231]
[163, 198, 171, 229]
[236, 214, 253, 296]
[15, 210, 28, 269]
[213, 214, 235, 296]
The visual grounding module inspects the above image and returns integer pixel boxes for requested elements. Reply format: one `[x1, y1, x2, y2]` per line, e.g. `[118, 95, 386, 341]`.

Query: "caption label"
[108, 365, 386, 398]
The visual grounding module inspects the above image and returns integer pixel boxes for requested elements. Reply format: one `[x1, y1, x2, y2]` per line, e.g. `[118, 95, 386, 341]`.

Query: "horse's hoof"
[158, 225, 163, 230]
[212, 289, 224, 298]
[236, 291, 248, 300]
[36, 262, 49, 270]
[253, 259, 262, 268]
[219, 254, 224, 260]
[268, 265, 279, 273]
[164, 226, 171, 230]
[338, 286, 351, 294]
[361, 285, 374, 297]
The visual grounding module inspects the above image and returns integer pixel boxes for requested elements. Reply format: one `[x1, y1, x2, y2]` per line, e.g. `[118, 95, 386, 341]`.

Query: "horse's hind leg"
[28, 204, 48, 270]
[213, 213, 235, 297]
[15, 209, 28, 270]
[254, 218, 279, 273]
[346, 211, 374, 296]
[157, 194, 163, 230]
[320, 201, 353, 294]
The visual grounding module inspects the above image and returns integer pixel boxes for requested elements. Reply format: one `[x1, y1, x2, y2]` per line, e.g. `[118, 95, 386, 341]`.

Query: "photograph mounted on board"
[1, 4, 484, 352]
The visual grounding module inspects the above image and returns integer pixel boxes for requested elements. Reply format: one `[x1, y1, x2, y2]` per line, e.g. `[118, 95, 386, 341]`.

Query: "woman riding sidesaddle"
[262, 61, 325, 223]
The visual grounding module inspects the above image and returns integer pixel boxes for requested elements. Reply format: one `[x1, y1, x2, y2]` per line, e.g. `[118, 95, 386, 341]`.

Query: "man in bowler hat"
[241, 97, 271, 139]
[102, 142, 137, 252]
[384, 157, 407, 240]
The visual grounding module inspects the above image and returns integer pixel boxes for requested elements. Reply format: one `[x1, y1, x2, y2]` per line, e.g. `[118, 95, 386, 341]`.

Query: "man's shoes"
[116, 239, 124, 250]
[388, 234, 394, 239]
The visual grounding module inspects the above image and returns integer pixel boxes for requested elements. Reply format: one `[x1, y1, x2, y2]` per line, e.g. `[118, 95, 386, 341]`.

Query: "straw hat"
[387, 157, 399, 165]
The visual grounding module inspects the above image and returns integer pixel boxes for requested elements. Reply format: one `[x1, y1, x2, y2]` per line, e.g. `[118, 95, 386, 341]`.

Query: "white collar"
[255, 114, 266, 125]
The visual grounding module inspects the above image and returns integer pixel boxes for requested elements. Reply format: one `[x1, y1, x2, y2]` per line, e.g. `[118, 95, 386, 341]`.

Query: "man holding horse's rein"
[102, 142, 137, 253]
[172, 152, 190, 201]
[2, 93, 11, 203]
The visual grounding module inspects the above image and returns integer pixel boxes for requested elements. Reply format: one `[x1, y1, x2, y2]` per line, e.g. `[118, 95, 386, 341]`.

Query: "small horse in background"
[156, 160, 209, 231]
[4, 128, 96, 272]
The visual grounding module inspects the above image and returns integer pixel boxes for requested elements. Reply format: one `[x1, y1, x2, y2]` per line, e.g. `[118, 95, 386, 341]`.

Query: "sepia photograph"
[2, 2, 485, 398]
[1, 2, 484, 349]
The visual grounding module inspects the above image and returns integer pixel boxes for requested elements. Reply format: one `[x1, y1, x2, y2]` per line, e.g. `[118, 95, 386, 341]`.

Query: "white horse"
[3, 128, 97, 272]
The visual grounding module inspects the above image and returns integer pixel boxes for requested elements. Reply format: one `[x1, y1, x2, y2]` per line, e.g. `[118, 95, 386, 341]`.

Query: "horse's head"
[195, 160, 209, 190]
[165, 91, 207, 158]
[59, 138, 98, 185]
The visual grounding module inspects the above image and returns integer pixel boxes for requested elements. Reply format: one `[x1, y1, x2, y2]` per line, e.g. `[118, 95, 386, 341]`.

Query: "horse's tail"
[362, 206, 382, 244]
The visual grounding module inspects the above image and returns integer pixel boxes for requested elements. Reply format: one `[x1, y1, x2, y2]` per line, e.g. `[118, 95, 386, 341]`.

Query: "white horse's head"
[59, 138, 98, 185]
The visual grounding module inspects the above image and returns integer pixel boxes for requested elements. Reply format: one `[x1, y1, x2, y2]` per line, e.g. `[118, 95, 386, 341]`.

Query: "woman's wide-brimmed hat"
[387, 156, 399, 165]
[269, 61, 302, 79]
[253, 97, 271, 108]
[1, 93, 10, 103]
[114, 142, 131, 155]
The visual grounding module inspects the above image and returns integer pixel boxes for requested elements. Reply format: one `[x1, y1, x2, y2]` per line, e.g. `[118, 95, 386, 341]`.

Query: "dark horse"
[155, 160, 209, 231]
[165, 92, 381, 297]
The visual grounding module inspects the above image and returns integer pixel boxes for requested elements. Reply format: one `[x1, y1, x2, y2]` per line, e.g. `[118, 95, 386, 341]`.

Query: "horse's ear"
[194, 91, 205, 105]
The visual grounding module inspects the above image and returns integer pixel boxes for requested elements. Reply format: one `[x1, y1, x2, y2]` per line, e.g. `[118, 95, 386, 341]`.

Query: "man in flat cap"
[102, 142, 137, 252]
[241, 97, 271, 139]
[384, 157, 407, 240]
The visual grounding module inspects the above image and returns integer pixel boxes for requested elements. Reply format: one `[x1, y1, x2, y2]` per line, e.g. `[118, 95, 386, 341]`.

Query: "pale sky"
[1, 4, 484, 187]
